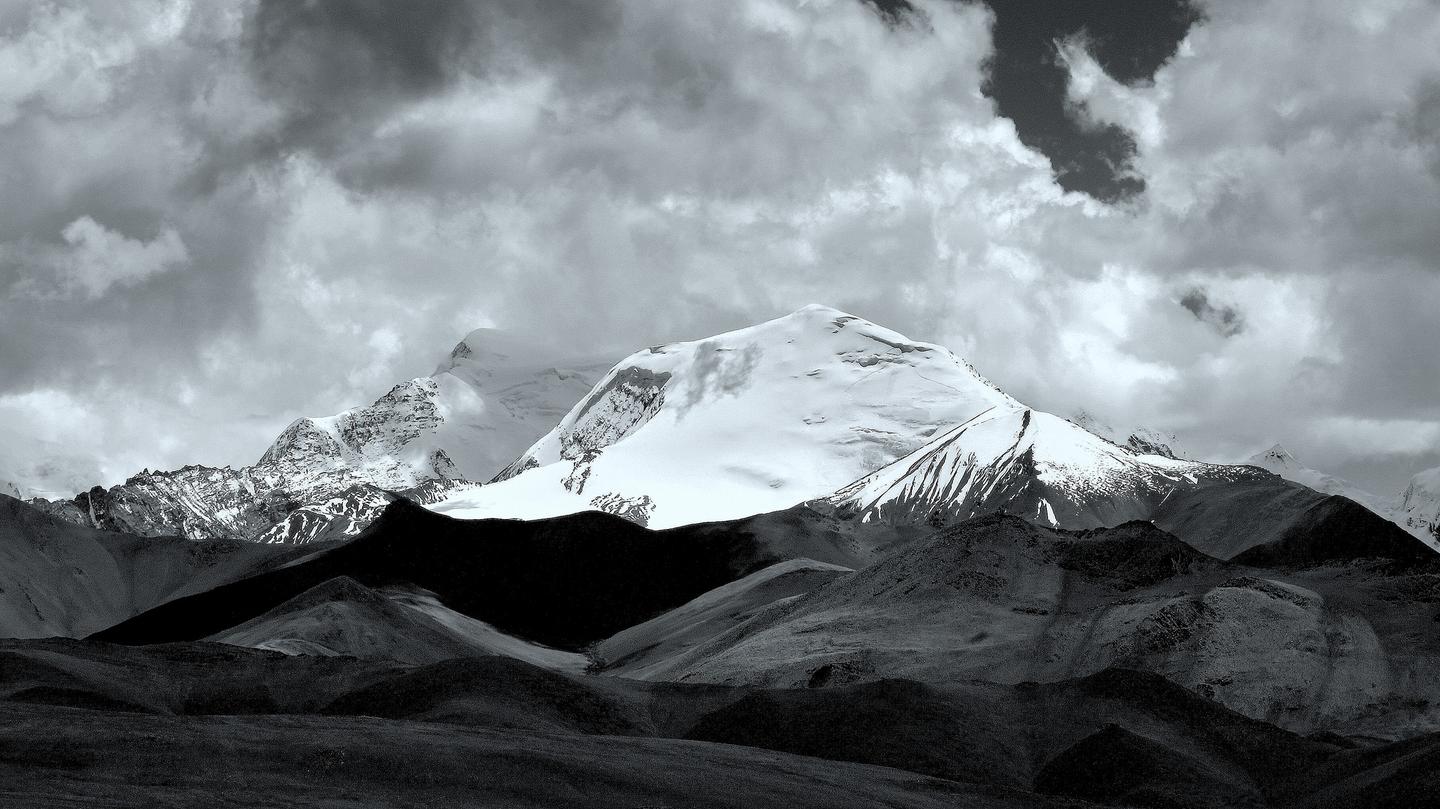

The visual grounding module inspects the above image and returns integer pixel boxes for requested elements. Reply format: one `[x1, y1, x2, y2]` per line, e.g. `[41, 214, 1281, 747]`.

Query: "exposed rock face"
[27, 331, 610, 544]
[38, 466, 284, 541]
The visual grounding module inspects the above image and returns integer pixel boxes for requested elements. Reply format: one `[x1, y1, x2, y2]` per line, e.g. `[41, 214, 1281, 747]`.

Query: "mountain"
[28, 330, 611, 544]
[816, 408, 1439, 567]
[1069, 409, 1189, 459]
[632, 513, 1440, 737]
[1246, 444, 1393, 513]
[1248, 445, 1440, 552]
[594, 558, 853, 679]
[684, 670, 1335, 808]
[823, 406, 1262, 530]
[430, 304, 1018, 528]
[207, 576, 587, 669]
[0, 494, 308, 638]
[1398, 466, 1440, 547]
[92, 498, 918, 650]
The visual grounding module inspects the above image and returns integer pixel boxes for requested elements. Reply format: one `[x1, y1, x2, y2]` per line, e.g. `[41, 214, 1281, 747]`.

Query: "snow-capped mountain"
[1246, 445, 1440, 551]
[1398, 466, 1440, 548]
[31, 331, 611, 543]
[1068, 410, 1189, 459]
[1245, 444, 1390, 513]
[824, 406, 1262, 528]
[430, 304, 1018, 528]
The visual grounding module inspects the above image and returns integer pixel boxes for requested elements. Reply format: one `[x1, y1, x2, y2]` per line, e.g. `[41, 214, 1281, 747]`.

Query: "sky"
[0, 0, 1437, 498]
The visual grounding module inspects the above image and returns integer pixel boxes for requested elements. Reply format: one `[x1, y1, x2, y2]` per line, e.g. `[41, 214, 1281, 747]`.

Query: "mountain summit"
[431, 305, 1017, 528]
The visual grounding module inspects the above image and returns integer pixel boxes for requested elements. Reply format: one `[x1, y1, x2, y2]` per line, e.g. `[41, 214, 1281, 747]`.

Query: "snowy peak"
[435, 305, 1019, 528]
[254, 377, 458, 496]
[1069, 410, 1188, 460]
[503, 304, 1017, 470]
[1244, 442, 1398, 520]
[1248, 444, 1302, 474]
[1241, 445, 1439, 552]
[825, 407, 1253, 528]
[437, 327, 570, 378]
[30, 328, 612, 544]
[1400, 466, 1440, 546]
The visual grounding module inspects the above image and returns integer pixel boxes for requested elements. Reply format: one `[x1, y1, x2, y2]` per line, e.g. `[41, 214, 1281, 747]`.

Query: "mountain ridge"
[25, 332, 612, 544]
[1248, 444, 1440, 552]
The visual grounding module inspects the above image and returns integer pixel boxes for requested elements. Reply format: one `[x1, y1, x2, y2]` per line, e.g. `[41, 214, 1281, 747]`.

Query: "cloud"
[1177, 287, 1244, 337]
[868, 0, 1202, 202]
[37, 216, 190, 298]
[0, 0, 1436, 500]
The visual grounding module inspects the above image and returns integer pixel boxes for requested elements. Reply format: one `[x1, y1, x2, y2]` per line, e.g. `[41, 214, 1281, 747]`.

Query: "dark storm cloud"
[1408, 79, 1440, 181]
[982, 0, 1202, 203]
[1178, 287, 1244, 338]
[866, 0, 1201, 202]
[238, 0, 620, 191]
[247, 0, 480, 155]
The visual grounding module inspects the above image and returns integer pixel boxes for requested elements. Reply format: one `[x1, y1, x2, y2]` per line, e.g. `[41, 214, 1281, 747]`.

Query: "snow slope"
[1247, 445, 1440, 552]
[1399, 466, 1440, 549]
[825, 407, 1262, 530]
[431, 305, 1019, 528]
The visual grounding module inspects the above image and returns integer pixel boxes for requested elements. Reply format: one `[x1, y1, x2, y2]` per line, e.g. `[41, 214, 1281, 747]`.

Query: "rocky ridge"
[28, 331, 610, 543]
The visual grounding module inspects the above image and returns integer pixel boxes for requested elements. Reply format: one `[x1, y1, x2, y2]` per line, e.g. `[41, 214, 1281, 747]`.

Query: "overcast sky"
[1, 0, 1437, 497]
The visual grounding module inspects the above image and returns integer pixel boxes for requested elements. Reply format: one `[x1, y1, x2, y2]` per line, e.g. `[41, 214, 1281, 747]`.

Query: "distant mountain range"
[20, 329, 611, 544]
[8, 305, 1438, 551]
